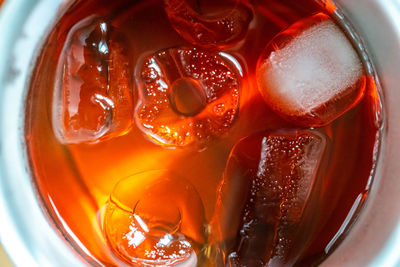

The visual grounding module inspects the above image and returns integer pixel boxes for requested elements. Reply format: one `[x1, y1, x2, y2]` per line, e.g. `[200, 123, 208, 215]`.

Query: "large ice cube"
[135, 47, 241, 149]
[164, 0, 253, 48]
[104, 170, 205, 266]
[256, 13, 366, 126]
[52, 16, 134, 144]
[211, 130, 326, 266]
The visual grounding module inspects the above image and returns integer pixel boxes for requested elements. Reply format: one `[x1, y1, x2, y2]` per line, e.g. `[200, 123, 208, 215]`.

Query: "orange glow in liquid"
[25, 0, 382, 266]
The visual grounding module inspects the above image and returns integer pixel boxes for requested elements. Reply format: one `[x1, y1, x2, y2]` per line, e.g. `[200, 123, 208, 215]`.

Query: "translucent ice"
[104, 170, 205, 266]
[135, 47, 241, 148]
[256, 13, 366, 126]
[52, 16, 134, 144]
[211, 130, 326, 266]
[164, 0, 253, 48]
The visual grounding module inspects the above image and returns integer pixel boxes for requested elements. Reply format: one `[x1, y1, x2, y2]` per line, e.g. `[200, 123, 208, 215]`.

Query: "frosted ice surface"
[257, 15, 364, 125]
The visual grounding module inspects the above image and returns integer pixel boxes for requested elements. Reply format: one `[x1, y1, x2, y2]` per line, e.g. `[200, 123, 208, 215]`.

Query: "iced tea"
[25, 0, 382, 266]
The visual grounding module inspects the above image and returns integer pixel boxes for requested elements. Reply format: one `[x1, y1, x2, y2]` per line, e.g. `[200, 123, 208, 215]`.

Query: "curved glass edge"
[372, 223, 400, 267]
[329, 0, 400, 266]
[0, 0, 85, 266]
[369, 0, 400, 266]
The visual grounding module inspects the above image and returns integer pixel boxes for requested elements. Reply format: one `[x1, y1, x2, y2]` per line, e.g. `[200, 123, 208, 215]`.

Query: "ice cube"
[104, 170, 205, 266]
[211, 130, 326, 266]
[135, 47, 241, 148]
[256, 13, 366, 126]
[52, 16, 134, 144]
[164, 0, 253, 48]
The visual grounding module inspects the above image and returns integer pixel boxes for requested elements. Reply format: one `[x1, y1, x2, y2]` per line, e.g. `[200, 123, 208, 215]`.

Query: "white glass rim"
[0, 0, 85, 266]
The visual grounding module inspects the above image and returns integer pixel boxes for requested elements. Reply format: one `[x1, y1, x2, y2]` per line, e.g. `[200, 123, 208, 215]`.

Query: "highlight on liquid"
[25, 0, 382, 266]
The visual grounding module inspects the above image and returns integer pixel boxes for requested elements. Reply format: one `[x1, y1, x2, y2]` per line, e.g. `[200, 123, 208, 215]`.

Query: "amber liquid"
[25, 0, 382, 266]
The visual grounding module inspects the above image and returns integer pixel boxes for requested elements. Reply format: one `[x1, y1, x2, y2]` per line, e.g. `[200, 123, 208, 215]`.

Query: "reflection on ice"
[52, 16, 134, 144]
[103, 170, 205, 266]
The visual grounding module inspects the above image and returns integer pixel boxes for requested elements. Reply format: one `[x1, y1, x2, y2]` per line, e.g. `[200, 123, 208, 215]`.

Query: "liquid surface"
[25, 0, 381, 266]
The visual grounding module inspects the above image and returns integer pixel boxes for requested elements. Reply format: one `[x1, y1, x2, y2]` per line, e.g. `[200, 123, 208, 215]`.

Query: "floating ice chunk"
[52, 16, 134, 144]
[104, 170, 205, 266]
[257, 13, 366, 126]
[211, 130, 326, 266]
[135, 47, 241, 149]
[164, 0, 253, 48]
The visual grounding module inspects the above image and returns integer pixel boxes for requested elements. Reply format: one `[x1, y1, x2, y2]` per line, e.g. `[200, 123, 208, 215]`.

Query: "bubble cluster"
[135, 47, 241, 148]
[211, 130, 326, 266]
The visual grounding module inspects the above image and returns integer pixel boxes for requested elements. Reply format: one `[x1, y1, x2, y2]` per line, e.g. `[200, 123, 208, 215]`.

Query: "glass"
[0, 0, 399, 266]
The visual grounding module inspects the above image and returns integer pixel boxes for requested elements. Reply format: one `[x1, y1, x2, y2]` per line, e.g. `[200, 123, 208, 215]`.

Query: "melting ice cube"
[52, 16, 134, 144]
[256, 13, 366, 126]
[211, 130, 326, 266]
[103, 170, 205, 266]
[164, 0, 253, 48]
[135, 47, 241, 148]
